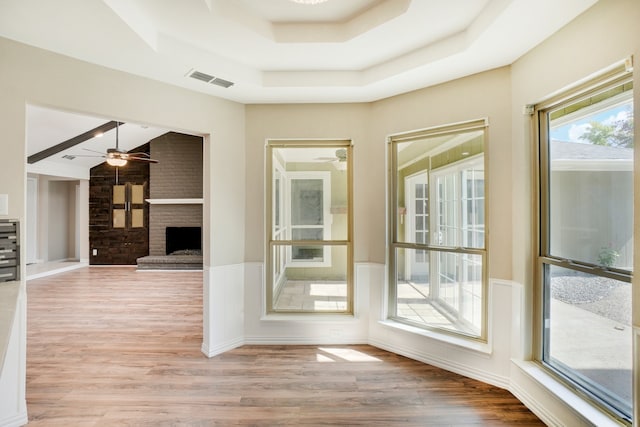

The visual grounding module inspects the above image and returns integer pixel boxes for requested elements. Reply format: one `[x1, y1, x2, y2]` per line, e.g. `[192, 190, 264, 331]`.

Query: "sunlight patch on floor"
[317, 347, 382, 363]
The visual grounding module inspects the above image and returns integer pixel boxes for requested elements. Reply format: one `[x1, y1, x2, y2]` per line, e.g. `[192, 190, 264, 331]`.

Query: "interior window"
[289, 173, 331, 265]
[266, 141, 353, 314]
[388, 119, 487, 339]
[536, 67, 633, 422]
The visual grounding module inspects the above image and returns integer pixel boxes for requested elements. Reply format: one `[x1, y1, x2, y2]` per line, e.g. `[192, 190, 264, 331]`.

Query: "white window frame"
[430, 155, 484, 330]
[404, 171, 429, 278]
[272, 159, 287, 290]
[286, 171, 332, 268]
[430, 155, 484, 248]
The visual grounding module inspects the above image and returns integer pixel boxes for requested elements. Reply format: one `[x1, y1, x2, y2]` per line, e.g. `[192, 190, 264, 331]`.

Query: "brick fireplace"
[147, 132, 203, 256]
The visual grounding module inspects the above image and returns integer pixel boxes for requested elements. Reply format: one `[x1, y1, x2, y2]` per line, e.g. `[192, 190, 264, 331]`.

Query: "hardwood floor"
[26, 267, 544, 426]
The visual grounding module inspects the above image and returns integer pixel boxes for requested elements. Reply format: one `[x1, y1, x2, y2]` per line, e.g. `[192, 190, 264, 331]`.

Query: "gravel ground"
[551, 275, 631, 326]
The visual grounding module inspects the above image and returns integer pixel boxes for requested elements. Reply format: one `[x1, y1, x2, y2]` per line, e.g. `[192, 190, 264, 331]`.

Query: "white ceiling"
[2, 0, 598, 172]
[1, 0, 597, 104]
[26, 105, 170, 170]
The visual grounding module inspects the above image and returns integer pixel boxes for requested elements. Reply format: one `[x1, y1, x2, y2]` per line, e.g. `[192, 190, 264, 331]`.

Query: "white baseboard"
[201, 337, 244, 358]
[510, 378, 564, 427]
[368, 338, 510, 389]
[0, 411, 28, 427]
[510, 359, 623, 427]
[244, 336, 368, 346]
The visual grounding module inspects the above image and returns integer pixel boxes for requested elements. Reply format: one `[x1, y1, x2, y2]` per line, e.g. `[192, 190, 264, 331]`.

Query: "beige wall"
[0, 36, 246, 267]
[46, 181, 70, 261]
[372, 67, 513, 280]
[245, 103, 371, 262]
[0, 35, 247, 423]
[245, 80, 512, 269]
[2, 0, 640, 424]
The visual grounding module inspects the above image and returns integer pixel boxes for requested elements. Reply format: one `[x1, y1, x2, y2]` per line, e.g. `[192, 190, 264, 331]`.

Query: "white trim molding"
[510, 359, 623, 427]
[145, 198, 203, 204]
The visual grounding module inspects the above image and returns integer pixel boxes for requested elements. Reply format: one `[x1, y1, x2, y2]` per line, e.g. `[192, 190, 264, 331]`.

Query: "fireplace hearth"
[136, 226, 203, 270]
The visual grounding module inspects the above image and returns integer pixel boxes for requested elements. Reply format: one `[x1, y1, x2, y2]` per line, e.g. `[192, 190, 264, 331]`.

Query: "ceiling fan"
[77, 122, 159, 166]
[316, 148, 347, 163]
[315, 148, 347, 171]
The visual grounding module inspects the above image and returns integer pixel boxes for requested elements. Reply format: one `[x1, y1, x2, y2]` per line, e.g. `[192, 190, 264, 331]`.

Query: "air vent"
[187, 69, 234, 88]
[62, 154, 76, 160]
[189, 70, 215, 83]
[211, 77, 234, 88]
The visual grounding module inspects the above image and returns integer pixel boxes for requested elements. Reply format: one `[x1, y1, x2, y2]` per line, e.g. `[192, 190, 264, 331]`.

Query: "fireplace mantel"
[145, 198, 203, 205]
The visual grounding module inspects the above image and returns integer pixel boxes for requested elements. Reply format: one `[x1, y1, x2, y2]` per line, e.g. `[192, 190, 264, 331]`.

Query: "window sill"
[378, 319, 491, 355]
[512, 359, 626, 427]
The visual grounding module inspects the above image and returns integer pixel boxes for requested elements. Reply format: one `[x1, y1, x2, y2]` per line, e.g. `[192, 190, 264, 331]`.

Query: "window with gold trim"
[266, 140, 353, 314]
[535, 65, 633, 423]
[388, 119, 488, 340]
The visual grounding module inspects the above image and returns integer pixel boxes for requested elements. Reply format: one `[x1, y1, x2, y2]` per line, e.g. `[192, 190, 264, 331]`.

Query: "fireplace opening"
[166, 226, 202, 255]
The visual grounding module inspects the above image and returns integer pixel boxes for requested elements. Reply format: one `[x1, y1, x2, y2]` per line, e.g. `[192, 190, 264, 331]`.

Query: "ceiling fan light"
[106, 157, 127, 167]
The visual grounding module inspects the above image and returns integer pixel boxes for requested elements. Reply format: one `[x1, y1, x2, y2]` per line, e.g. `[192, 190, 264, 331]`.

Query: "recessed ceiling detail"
[0, 0, 598, 103]
[235, 0, 412, 43]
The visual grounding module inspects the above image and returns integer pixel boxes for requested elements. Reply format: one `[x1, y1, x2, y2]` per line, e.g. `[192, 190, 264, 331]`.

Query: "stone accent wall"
[148, 132, 203, 255]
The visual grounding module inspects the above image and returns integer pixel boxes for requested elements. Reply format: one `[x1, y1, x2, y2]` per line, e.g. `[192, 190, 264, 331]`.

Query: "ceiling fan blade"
[82, 147, 107, 155]
[68, 154, 106, 158]
[80, 144, 158, 164]
[128, 156, 159, 164]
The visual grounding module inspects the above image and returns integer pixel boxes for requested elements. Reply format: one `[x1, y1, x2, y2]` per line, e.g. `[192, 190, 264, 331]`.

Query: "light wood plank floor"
[26, 267, 544, 426]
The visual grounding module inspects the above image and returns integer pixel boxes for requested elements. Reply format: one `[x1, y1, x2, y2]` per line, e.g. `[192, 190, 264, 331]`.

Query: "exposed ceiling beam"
[27, 121, 124, 164]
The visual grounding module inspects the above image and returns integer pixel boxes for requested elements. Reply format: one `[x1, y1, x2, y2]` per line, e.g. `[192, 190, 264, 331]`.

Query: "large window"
[266, 141, 353, 314]
[388, 119, 488, 339]
[536, 66, 633, 422]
